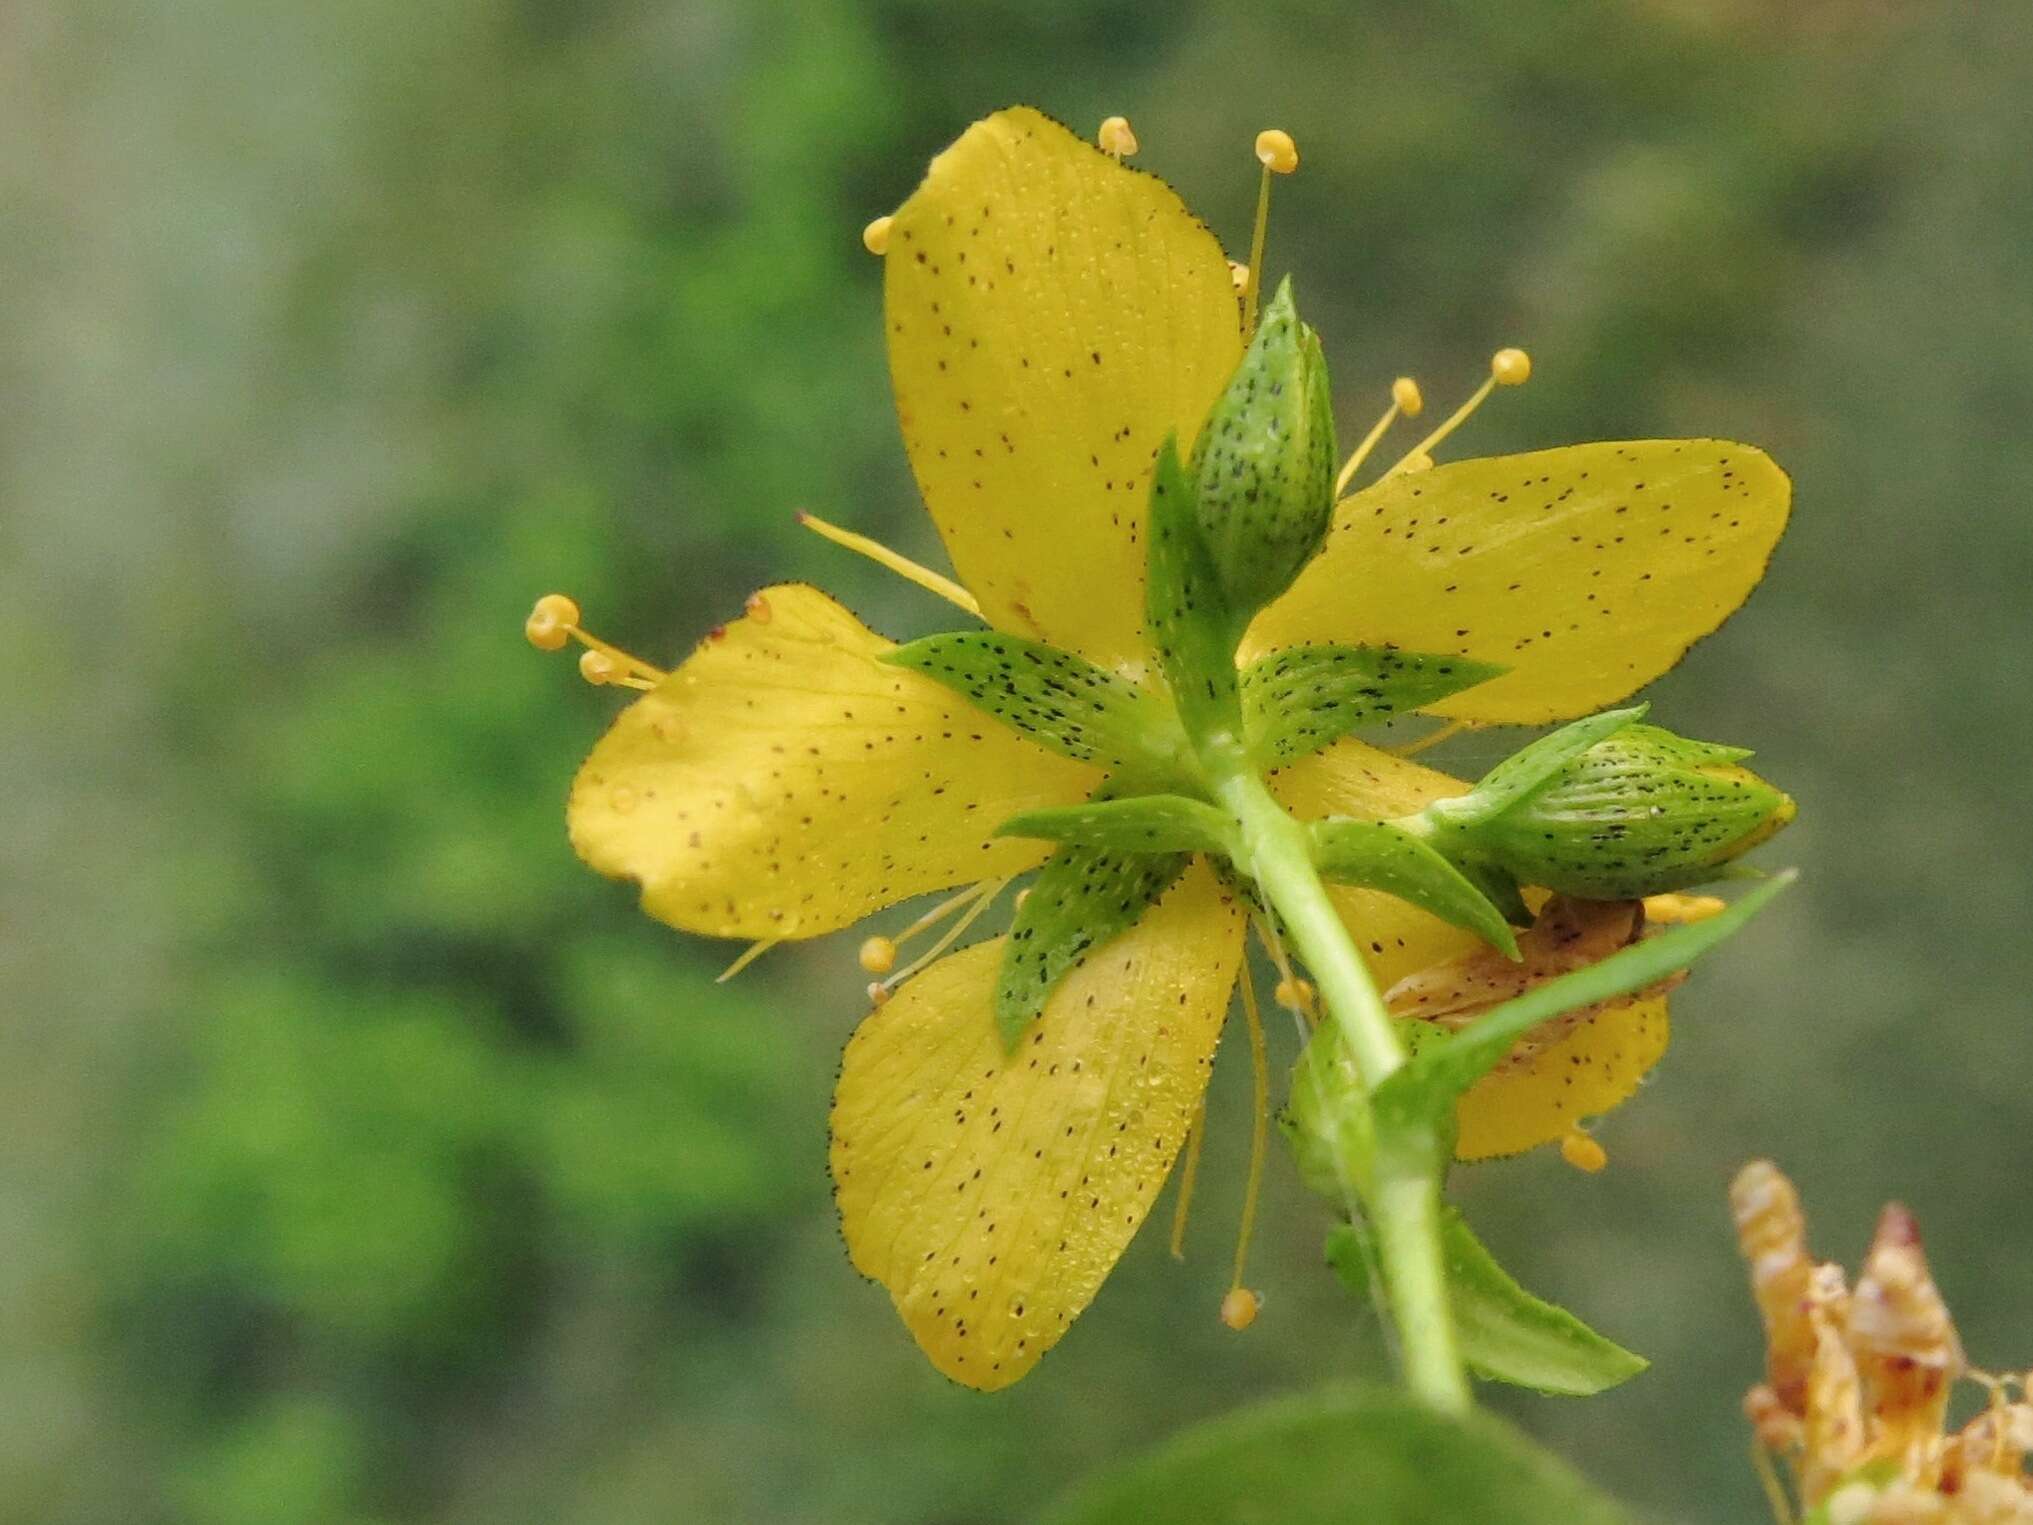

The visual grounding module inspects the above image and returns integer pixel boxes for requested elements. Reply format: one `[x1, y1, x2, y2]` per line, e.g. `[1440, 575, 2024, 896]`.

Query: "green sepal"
[887, 631, 1187, 776]
[1187, 278, 1338, 621]
[996, 795, 1236, 859]
[1373, 872, 1794, 1125]
[994, 846, 1188, 1050]
[1326, 1211, 1648, 1396]
[1144, 432, 1241, 735]
[1241, 645, 1506, 766]
[1454, 857, 1531, 928]
[1428, 705, 1648, 830]
[1039, 1386, 1630, 1525]
[1308, 818, 1519, 959]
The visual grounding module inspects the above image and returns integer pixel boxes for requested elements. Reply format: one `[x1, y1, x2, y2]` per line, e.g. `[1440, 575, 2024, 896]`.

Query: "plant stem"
[1213, 766, 1472, 1413]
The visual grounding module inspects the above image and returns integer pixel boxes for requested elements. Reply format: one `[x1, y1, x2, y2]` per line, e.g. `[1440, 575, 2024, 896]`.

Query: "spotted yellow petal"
[1267, 738, 1481, 989]
[830, 861, 1242, 1390]
[1452, 997, 1671, 1160]
[1248, 440, 1790, 723]
[885, 106, 1243, 669]
[567, 584, 1097, 940]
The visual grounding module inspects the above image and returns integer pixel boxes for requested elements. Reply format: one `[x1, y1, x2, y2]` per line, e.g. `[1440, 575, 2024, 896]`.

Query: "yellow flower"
[550, 108, 1790, 1389]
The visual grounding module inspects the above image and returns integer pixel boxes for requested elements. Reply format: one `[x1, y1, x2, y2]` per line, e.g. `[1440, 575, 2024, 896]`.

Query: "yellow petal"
[1268, 738, 1481, 989]
[1452, 997, 1671, 1160]
[568, 584, 1097, 939]
[830, 861, 1242, 1390]
[1248, 440, 1790, 723]
[886, 107, 1243, 669]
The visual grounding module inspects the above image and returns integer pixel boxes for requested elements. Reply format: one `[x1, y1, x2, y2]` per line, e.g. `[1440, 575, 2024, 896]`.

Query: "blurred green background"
[6, 1, 2030, 1521]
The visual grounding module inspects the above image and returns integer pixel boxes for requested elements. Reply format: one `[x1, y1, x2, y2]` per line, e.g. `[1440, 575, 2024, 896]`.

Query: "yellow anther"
[858, 935, 897, 975]
[1097, 115, 1138, 158]
[1336, 379, 1427, 496]
[1227, 260, 1249, 293]
[1254, 129, 1299, 174]
[1561, 1129, 1609, 1173]
[744, 591, 773, 625]
[1013, 886, 1031, 911]
[1403, 452, 1434, 473]
[867, 981, 891, 1008]
[524, 593, 581, 651]
[1491, 347, 1532, 386]
[578, 648, 623, 686]
[1220, 1287, 1262, 1330]
[1272, 976, 1316, 1014]
[1643, 892, 1727, 926]
[861, 215, 893, 256]
[1391, 376, 1425, 417]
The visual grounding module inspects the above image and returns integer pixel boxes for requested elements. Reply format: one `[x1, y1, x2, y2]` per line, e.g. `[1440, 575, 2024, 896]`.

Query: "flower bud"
[1425, 721, 1795, 902]
[1190, 276, 1337, 623]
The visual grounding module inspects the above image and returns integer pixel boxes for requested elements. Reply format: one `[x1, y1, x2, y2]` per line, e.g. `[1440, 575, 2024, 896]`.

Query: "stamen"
[862, 215, 893, 256]
[1168, 1103, 1205, 1260]
[897, 883, 994, 945]
[1385, 348, 1532, 479]
[1225, 960, 1270, 1326]
[879, 877, 1011, 992]
[1253, 914, 1313, 1041]
[1749, 1436, 1797, 1525]
[1240, 129, 1298, 337]
[1272, 976, 1316, 1018]
[524, 593, 668, 688]
[796, 511, 982, 617]
[858, 935, 897, 975]
[1334, 377, 1426, 497]
[1643, 892, 1727, 925]
[717, 938, 780, 983]
[1096, 115, 1138, 158]
[1561, 1128, 1609, 1173]
[1392, 717, 1469, 759]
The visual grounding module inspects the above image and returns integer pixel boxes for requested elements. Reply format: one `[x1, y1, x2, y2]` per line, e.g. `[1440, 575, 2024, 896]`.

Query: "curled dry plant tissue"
[521, 107, 2025, 1516]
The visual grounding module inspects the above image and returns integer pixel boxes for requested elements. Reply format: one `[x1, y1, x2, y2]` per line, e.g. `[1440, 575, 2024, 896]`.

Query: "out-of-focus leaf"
[1038, 1385, 1629, 1525]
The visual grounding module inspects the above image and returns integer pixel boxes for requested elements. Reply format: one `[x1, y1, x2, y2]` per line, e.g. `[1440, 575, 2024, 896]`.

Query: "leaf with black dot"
[995, 844, 1190, 1051]
[888, 631, 1187, 776]
[1432, 705, 1648, 829]
[1241, 645, 1506, 766]
[1144, 432, 1240, 736]
[1308, 818, 1519, 958]
[996, 794, 1236, 859]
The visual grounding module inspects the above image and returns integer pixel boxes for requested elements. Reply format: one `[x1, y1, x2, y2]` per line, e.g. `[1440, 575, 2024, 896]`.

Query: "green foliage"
[1327, 1214, 1647, 1397]
[997, 795, 1237, 858]
[1143, 433, 1241, 735]
[1308, 817, 1519, 957]
[1038, 1386, 1629, 1524]
[1240, 644, 1505, 765]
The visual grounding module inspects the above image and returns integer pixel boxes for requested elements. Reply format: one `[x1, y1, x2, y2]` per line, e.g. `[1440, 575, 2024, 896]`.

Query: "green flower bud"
[1190, 276, 1336, 622]
[1421, 718, 1795, 902]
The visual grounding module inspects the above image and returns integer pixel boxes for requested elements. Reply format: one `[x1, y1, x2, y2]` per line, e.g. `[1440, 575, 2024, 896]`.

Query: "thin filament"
[797, 512, 982, 616]
[881, 876, 1010, 990]
[1240, 163, 1273, 337]
[1392, 718, 1469, 759]
[1231, 961, 1271, 1294]
[1749, 1438, 1796, 1525]
[716, 937, 779, 983]
[1385, 375, 1497, 479]
[1335, 401, 1403, 497]
[1168, 1103, 1205, 1260]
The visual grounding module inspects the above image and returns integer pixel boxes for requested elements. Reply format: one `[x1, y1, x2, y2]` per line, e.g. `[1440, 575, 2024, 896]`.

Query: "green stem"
[1213, 766, 1472, 1414]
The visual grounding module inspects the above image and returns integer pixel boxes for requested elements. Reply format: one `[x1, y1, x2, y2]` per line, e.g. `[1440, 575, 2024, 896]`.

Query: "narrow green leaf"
[1309, 818, 1519, 958]
[1039, 1385, 1629, 1525]
[1430, 704, 1648, 828]
[1144, 432, 1241, 734]
[1241, 644, 1506, 765]
[1326, 1212, 1648, 1396]
[1382, 871, 1795, 1115]
[994, 846, 1188, 1050]
[996, 795, 1235, 859]
[887, 631, 1185, 774]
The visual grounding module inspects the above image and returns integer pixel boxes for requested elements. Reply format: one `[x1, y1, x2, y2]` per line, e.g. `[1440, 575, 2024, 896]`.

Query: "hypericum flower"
[533, 108, 1790, 1389]
[1732, 1161, 2031, 1522]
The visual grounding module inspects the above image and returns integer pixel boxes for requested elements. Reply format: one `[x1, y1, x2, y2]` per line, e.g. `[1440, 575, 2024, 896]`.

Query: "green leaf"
[1379, 871, 1795, 1117]
[996, 795, 1235, 858]
[1144, 432, 1241, 735]
[1242, 645, 1506, 765]
[1326, 1212, 1648, 1396]
[1430, 705, 1648, 829]
[994, 846, 1188, 1049]
[1309, 818, 1519, 958]
[887, 631, 1185, 775]
[1038, 1385, 1630, 1525]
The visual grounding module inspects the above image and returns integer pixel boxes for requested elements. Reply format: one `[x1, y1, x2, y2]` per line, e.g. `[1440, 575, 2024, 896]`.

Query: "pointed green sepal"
[996, 795, 1236, 859]
[1308, 818, 1519, 958]
[994, 846, 1189, 1050]
[1241, 645, 1507, 766]
[887, 631, 1187, 776]
[1144, 432, 1240, 736]
[1326, 1210, 1648, 1396]
[1374, 872, 1794, 1124]
[1427, 706, 1649, 830]
[1190, 277, 1338, 620]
